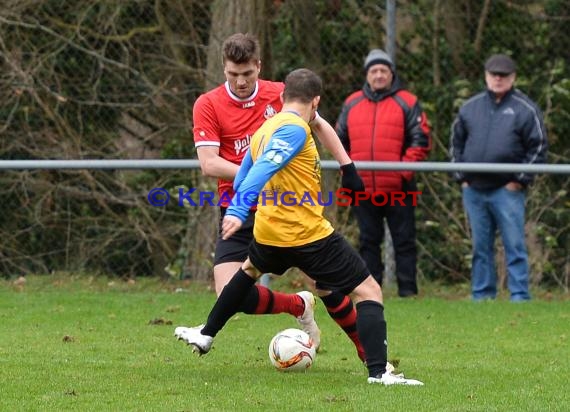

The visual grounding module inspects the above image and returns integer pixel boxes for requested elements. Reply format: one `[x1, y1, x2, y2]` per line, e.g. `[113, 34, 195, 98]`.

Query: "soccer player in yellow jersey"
[176, 33, 371, 363]
[175, 68, 423, 385]
[236, 110, 332, 247]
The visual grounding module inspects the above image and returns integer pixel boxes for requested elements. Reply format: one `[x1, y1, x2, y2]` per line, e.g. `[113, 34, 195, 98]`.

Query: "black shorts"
[213, 207, 255, 265]
[248, 231, 369, 295]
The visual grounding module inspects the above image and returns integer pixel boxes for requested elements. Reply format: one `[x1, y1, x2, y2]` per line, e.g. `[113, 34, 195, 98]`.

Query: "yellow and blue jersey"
[226, 111, 333, 246]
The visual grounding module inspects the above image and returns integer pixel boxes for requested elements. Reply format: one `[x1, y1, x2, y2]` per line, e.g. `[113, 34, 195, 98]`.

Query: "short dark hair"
[283, 69, 322, 103]
[222, 33, 260, 64]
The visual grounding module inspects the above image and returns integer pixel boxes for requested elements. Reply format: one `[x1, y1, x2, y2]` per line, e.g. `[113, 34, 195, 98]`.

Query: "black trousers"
[352, 180, 418, 297]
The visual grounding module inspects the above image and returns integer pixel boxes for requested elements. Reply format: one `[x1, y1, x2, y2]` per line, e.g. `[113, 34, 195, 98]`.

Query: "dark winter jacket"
[450, 88, 548, 189]
[335, 77, 431, 194]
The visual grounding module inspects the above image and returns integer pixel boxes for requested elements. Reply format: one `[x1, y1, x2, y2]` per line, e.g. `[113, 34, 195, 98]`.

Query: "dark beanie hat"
[364, 49, 395, 73]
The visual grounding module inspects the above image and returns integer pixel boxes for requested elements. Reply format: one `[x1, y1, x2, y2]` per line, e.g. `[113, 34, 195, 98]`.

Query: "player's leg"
[297, 233, 368, 362]
[176, 237, 321, 351]
[308, 234, 388, 377]
[214, 209, 309, 319]
[349, 277, 421, 385]
[348, 276, 387, 375]
[213, 261, 242, 295]
[318, 290, 366, 362]
[301, 232, 422, 385]
[215, 261, 306, 316]
[175, 258, 262, 354]
[241, 239, 320, 347]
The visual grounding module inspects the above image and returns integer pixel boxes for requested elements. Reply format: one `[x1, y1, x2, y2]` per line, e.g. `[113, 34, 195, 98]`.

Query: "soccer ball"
[268, 328, 316, 372]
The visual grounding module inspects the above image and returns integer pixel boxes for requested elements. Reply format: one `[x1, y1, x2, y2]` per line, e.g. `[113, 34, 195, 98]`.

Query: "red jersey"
[192, 80, 284, 206]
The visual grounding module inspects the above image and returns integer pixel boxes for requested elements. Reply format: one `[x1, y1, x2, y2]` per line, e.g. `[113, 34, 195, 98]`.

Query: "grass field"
[1, 275, 569, 411]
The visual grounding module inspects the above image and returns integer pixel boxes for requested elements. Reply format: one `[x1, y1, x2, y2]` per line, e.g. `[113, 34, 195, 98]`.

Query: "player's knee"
[314, 289, 332, 298]
[214, 262, 243, 295]
[351, 275, 383, 303]
[242, 258, 262, 280]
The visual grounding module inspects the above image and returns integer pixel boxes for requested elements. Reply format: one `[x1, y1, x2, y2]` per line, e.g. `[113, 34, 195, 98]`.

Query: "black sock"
[319, 291, 345, 310]
[201, 269, 256, 337]
[355, 300, 387, 378]
[238, 284, 262, 314]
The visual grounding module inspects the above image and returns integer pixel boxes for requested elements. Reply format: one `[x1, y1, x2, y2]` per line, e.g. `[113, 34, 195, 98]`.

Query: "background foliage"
[0, 0, 568, 290]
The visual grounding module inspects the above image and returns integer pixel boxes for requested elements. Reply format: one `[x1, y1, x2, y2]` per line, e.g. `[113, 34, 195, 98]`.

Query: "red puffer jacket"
[336, 80, 431, 193]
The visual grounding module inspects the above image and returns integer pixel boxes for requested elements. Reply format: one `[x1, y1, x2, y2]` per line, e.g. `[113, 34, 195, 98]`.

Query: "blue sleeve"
[226, 124, 307, 221]
[233, 149, 253, 193]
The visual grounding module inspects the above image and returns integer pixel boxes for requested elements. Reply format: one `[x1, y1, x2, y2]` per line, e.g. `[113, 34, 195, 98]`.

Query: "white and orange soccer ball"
[268, 328, 316, 372]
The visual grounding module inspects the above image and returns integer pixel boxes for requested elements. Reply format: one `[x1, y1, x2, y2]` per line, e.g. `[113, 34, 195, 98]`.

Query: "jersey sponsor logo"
[265, 138, 293, 165]
[234, 134, 251, 155]
[242, 101, 255, 108]
[271, 138, 293, 154]
[265, 150, 284, 164]
[264, 104, 277, 119]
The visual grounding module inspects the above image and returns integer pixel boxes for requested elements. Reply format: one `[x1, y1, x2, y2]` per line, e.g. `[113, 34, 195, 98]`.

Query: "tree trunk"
[441, 0, 469, 75]
[206, 0, 273, 88]
[287, 0, 322, 73]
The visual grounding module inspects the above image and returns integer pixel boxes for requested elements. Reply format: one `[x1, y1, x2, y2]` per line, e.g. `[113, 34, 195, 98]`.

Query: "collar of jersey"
[224, 81, 259, 102]
[283, 110, 301, 117]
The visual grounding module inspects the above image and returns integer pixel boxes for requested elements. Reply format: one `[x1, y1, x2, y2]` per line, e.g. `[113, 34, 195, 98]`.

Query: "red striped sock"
[254, 285, 304, 317]
[321, 292, 366, 362]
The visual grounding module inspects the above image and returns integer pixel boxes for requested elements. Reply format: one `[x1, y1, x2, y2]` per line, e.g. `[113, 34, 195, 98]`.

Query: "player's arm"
[196, 146, 239, 181]
[221, 125, 306, 240]
[233, 149, 253, 193]
[193, 95, 239, 180]
[309, 113, 352, 166]
[334, 101, 351, 153]
[310, 113, 364, 192]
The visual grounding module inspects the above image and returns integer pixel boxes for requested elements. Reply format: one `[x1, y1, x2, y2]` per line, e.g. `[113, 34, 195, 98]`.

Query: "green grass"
[1, 275, 569, 412]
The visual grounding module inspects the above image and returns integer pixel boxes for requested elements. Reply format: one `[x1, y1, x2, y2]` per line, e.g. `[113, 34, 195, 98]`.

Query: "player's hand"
[340, 162, 364, 192]
[221, 215, 243, 240]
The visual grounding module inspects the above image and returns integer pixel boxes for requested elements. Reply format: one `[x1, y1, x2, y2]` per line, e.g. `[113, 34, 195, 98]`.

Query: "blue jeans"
[462, 186, 530, 301]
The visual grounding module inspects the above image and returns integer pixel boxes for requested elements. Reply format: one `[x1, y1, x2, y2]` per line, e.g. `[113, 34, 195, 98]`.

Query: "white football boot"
[174, 324, 213, 355]
[296, 291, 321, 351]
[367, 370, 424, 386]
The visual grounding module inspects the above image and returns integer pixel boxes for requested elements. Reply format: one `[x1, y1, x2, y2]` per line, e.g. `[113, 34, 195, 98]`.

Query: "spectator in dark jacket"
[336, 49, 431, 297]
[450, 54, 548, 301]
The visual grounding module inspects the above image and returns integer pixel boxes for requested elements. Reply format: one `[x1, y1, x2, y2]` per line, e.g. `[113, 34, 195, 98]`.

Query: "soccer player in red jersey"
[176, 33, 377, 366]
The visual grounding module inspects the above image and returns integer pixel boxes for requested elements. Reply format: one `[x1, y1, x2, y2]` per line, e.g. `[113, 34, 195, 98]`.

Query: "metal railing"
[0, 160, 568, 174]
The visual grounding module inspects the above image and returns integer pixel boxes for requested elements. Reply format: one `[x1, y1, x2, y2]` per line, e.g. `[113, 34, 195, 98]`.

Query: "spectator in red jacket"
[336, 49, 431, 297]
